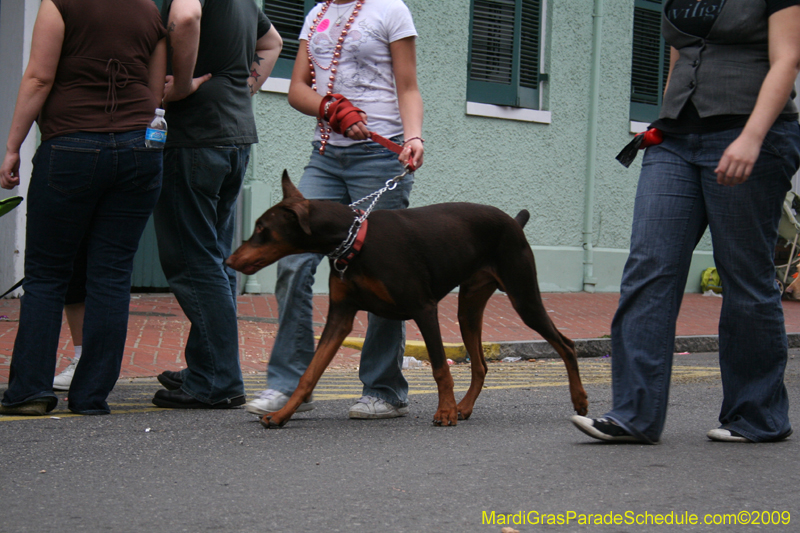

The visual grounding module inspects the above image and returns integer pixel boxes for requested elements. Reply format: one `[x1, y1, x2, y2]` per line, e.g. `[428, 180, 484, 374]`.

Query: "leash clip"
[385, 166, 411, 191]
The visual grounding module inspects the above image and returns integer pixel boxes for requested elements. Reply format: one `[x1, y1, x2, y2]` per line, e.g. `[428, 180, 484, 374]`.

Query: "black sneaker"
[571, 415, 644, 443]
[157, 370, 183, 390]
[152, 388, 245, 409]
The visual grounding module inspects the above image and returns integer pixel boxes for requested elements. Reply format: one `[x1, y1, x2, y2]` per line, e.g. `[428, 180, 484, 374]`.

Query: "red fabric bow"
[319, 94, 364, 135]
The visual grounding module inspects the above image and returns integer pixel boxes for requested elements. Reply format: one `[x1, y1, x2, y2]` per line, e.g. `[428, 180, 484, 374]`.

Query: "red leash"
[320, 94, 416, 171]
[368, 132, 416, 171]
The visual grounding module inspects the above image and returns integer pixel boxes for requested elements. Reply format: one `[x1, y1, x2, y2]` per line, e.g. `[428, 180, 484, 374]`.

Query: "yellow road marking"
[1, 360, 720, 421]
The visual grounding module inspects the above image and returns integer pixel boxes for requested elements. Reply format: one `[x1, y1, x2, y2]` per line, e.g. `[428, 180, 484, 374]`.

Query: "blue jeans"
[607, 121, 800, 442]
[267, 139, 414, 407]
[2, 131, 162, 414]
[153, 145, 250, 404]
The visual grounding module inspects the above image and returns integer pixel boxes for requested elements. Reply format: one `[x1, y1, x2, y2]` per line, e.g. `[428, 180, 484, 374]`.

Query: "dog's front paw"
[572, 391, 589, 416]
[456, 400, 474, 420]
[260, 413, 288, 429]
[433, 407, 458, 427]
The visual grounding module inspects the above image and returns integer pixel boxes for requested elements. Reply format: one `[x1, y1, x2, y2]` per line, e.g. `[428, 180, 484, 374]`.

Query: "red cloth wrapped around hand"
[318, 93, 364, 134]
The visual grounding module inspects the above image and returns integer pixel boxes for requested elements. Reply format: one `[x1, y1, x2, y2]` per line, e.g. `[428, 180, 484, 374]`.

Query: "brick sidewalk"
[3, 292, 800, 383]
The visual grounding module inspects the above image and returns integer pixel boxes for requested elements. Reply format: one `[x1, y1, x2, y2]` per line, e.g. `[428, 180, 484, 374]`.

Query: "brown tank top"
[39, 0, 166, 141]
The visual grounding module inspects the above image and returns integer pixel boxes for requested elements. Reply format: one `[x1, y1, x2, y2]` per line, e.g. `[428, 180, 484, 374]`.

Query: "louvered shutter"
[629, 0, 668, 122]
[467, 0, 542, 108]
[264, 0, 316, 79]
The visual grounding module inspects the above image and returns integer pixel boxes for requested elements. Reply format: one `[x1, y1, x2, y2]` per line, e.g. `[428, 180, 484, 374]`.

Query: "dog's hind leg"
[497, 250, 589, 416]
[261, 302, 357, 429]
[455, 271, 498, 420]
[413, 305, 459, 426]
[509, 295, 588, 415]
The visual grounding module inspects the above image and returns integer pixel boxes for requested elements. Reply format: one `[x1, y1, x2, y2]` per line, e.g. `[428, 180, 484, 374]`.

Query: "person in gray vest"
[573, 0, 800, 444]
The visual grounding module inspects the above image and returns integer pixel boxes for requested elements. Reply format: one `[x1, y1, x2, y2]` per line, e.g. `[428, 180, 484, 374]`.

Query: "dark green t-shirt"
[161, 0, 271, 147]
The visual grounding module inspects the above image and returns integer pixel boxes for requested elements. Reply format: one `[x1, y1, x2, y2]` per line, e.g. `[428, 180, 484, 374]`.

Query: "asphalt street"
[1, 352, 798, 532]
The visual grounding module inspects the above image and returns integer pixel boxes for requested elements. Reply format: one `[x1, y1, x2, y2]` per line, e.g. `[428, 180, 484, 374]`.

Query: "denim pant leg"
[69, 134, 163, 414]
[154, 145, 250, 404]
[266, 252, 324, 396]
[3, 132, 160, 413]
[606, 136, 709, 443]
[2, 139, 94, 408]
[268, 140, 412, 406]
[337, 144, 412, 407]
[266, 150, 346, 396]
[703, 123, 798, 441]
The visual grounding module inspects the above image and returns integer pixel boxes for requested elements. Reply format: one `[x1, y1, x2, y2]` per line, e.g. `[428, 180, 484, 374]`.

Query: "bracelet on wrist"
[318, 94, 336, 121]
[403, 136, 424, 144]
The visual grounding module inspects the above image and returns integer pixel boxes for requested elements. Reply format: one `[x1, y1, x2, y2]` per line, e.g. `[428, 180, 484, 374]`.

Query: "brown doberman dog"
[226, 171, 589, 428]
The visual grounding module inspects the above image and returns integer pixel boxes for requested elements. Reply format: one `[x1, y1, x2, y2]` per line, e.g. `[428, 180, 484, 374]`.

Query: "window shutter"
[468, 0, 541, 109]
[629, 0, 667, 122]
[470, 0, 516, 94]
[264, 0, 315, 79]
[519, 0, 540, 90]
[517, 0, 540, 108]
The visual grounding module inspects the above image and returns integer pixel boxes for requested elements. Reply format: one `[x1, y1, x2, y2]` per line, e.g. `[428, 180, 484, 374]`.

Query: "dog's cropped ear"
[514, 209, 530, 228]
[281, 170, 305, 201]
[285, 201, 312, 235]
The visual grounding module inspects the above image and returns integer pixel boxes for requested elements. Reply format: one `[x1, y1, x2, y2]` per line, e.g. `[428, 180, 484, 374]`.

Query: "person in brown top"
[0, 0, 167, 416]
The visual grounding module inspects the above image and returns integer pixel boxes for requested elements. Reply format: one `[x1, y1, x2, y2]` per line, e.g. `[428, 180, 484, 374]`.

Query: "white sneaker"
[707, 428, 751, 443]
[53, 356, 80, 391]
[244, 389, 314, 416]
[348, 395, 409, 419]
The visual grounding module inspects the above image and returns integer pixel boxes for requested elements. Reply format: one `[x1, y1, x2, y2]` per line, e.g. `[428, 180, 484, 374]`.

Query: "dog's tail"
[514, 209, 530, 228]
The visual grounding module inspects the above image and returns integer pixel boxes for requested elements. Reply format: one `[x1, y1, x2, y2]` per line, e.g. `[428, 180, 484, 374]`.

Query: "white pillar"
[0, 0, 39, 297]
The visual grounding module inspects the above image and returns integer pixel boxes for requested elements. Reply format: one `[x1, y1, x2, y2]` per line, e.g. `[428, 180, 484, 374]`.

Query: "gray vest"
[660, 0, 797, 119]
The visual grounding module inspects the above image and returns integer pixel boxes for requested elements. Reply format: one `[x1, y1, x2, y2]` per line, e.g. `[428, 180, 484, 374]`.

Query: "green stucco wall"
[242, 0, 713, 293]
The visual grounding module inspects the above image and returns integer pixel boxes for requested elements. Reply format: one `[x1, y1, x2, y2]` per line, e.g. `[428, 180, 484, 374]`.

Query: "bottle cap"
[155, 108, 165, 116]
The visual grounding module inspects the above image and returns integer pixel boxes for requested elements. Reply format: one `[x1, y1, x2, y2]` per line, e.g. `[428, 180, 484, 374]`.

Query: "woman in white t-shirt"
[245, 0, 423, 419]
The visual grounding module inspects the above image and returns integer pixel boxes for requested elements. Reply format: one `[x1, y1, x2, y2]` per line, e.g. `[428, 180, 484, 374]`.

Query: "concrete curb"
[500, 333, 800, 360]
[340, 333, 800, 362]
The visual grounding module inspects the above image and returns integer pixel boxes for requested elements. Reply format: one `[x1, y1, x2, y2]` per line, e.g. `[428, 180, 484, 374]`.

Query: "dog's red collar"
[330, 209, 369, 277]
[334, 218, 368, 270]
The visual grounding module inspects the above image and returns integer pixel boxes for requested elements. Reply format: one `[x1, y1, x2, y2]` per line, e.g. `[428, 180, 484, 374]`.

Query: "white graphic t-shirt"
[300, 0, 417, 145]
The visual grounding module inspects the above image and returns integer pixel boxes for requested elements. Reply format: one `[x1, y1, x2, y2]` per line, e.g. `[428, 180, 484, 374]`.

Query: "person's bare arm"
[248, 26, 282, 96]
[715, 6, 800, 186]
[390, 36, 424, 169]
[162, 0, 211, 103]
[287, 41, 326, 117]
[148, 38, 168, 104]
[1, 0, 64, 189]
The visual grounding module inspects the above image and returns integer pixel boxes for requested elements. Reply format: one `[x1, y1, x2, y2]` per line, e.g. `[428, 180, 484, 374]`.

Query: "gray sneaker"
[53, 355, 80, 391]
[348, 395, 409, 419]
[244, 389, 314, 416]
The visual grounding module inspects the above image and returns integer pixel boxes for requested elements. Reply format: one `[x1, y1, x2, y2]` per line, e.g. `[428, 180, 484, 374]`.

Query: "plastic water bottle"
[145, 108, 167, 149]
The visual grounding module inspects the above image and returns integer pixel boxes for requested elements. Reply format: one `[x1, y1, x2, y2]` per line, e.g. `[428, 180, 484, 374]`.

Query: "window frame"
[466, 0, 543, 110]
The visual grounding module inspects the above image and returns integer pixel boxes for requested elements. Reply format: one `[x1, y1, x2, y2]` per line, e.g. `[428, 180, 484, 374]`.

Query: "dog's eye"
[255, 222, 264, 233]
